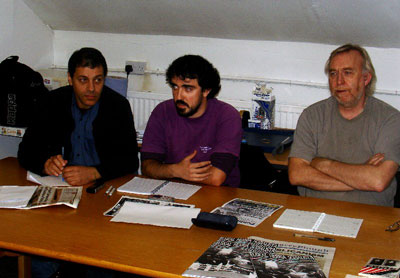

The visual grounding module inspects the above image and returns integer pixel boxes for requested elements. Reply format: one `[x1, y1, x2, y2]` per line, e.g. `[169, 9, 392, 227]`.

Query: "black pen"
[294, 233, 335, 242]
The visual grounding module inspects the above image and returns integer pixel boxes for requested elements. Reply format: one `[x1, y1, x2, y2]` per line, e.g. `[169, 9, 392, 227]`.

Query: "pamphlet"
[358, 258, 400, 278]
[0, 185, 82, 209]
[273, 209, 363, 238]
[183, 236, 335, 278]
[117, 177, 201, 200]
[211, 198, 282, 227]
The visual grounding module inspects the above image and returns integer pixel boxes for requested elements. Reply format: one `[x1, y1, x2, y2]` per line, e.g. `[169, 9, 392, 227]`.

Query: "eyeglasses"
[385, 220, 400, 232]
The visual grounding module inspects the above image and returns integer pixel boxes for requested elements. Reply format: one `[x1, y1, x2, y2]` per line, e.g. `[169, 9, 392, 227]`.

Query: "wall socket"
[125, 61, 146, 75]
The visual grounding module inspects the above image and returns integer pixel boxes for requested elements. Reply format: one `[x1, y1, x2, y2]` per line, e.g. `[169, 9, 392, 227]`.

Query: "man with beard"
[289, 44, 400, 207]
[140, 55, 242, 187]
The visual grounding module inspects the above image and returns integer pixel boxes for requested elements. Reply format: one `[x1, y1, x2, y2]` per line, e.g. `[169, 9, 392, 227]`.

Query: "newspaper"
[211, 198, 282, 227]
[0, 185, 82, 209]
[104, 196, 195, 217]
[249, 236, 335, 277]
[183, 237, 335, 278]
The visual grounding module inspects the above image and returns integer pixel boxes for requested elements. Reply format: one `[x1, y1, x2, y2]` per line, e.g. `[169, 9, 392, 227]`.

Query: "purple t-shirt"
[141, 98, 242, 187]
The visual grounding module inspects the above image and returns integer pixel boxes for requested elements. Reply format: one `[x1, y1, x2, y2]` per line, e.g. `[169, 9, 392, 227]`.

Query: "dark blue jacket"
[18, 85, 139, 181]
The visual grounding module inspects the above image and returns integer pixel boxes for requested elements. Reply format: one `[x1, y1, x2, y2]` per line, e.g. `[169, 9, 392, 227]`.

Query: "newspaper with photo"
[183, 236, 335, 278]
[0, 185, 82, 209]
[211, 198, 282, 227]
[249, 236, 335, 277]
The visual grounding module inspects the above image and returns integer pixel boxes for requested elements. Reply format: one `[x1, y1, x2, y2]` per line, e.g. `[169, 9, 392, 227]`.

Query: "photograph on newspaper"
[25, 186, 82, 209]
[211, 198, 282, 227]
[183, 237, 335, 278]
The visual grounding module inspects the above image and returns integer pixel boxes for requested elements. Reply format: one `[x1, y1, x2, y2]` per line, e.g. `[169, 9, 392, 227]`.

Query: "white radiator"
[127, 91, 304, 130]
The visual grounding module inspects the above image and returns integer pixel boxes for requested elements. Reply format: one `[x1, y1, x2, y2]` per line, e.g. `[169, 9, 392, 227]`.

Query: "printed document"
[0, 185, 82, 209]
[211, 198, 282, 227]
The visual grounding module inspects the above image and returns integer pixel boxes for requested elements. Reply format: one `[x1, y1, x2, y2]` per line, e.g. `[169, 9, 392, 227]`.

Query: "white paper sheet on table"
[117, 177, 201, 200]
[110, 202, 201, 229]
[27, 171, 70, 187]
[0, 186, 38, 208]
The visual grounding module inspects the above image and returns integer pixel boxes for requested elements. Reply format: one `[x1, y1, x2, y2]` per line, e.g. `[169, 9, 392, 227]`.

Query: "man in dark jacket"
[18, 47, 139, 186]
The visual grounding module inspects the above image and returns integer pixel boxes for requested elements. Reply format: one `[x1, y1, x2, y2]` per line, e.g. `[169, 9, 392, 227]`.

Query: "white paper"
[27, 171, 70, 187]
[316, 214, 363, 238]
[155, 182, 201, 200]
[0, 186, 38, 208]
[110, 202, 201, 229]
[117, 177, 165, 194]
[117, 177, 201, 200]
[273, 209, 323, 232]
[273, 209, 363, 238]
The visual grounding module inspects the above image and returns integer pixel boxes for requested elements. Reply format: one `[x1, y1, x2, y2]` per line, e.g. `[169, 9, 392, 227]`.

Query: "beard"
[175, 98, 203, 118]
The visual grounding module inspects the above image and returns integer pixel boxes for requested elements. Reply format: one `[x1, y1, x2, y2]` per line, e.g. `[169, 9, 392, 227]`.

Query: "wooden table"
[1, 157, 400, 278]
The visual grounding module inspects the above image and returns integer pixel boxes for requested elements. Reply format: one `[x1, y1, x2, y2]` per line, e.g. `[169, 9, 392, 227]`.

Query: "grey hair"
[324, 44, 376, 96]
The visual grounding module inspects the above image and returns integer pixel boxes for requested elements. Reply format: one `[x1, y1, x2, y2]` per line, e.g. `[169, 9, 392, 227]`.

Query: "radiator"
[127, 91, 304, 130]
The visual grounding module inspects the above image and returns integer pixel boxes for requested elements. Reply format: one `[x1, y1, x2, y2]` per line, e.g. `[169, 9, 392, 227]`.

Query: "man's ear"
[202, 89, 211, 98]
[363, 72, 372, 86]
[67, 73, 72, 86]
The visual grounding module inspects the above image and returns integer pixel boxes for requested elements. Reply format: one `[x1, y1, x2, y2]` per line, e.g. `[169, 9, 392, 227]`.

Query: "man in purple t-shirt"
[140, 55, 242, 187]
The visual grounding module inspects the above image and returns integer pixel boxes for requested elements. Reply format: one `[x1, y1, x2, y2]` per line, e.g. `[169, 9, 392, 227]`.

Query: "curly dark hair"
[166, 55, 221, 99]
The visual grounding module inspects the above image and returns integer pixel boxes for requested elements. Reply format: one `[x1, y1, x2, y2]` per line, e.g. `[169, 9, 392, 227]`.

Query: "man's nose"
[87, 80, 95, 92]
[337, 71, 345, 85]
[175, 87, 184, 99]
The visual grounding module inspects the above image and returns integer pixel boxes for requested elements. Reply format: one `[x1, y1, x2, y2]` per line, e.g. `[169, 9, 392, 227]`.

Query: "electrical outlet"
[125, 61, 146, 75]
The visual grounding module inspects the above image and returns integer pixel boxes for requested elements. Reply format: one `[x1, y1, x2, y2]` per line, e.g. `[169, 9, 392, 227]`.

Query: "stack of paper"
[105, 196, 200, 229]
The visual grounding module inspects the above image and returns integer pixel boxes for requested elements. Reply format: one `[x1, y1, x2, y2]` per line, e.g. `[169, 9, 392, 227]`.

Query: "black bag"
[0, 56, 48, 127]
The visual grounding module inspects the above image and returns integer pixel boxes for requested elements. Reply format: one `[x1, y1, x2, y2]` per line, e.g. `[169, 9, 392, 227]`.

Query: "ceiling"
[23, 0, 400, 49]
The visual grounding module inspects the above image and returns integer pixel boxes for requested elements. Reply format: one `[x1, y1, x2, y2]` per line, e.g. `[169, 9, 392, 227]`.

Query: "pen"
[104, 186, 112, 196]
[293, 233, 335, 242]
[108, 187, 116, 197]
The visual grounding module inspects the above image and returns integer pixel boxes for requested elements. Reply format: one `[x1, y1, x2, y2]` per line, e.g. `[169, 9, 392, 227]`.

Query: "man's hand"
[62, 166, 101, 186]
[172, 150, 212, 182]
[366, 153, 384, 166]
[44, 155, 67, 177]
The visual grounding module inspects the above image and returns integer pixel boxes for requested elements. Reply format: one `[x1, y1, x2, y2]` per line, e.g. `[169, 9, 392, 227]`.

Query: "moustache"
[175, 100, 188, 107]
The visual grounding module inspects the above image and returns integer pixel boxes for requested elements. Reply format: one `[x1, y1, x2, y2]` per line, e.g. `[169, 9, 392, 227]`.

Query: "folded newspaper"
[0, 185, 82, 209]
[183, 236, 335, 278]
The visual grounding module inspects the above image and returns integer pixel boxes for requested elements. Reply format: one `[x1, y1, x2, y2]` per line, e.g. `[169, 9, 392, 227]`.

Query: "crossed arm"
[141, 150, 227, 186]
[289, 153, 399, 192]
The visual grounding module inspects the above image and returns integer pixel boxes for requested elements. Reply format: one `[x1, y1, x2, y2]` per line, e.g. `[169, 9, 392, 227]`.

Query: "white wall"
[53, 31, 400, 111]
[0, 0, 54, 159]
